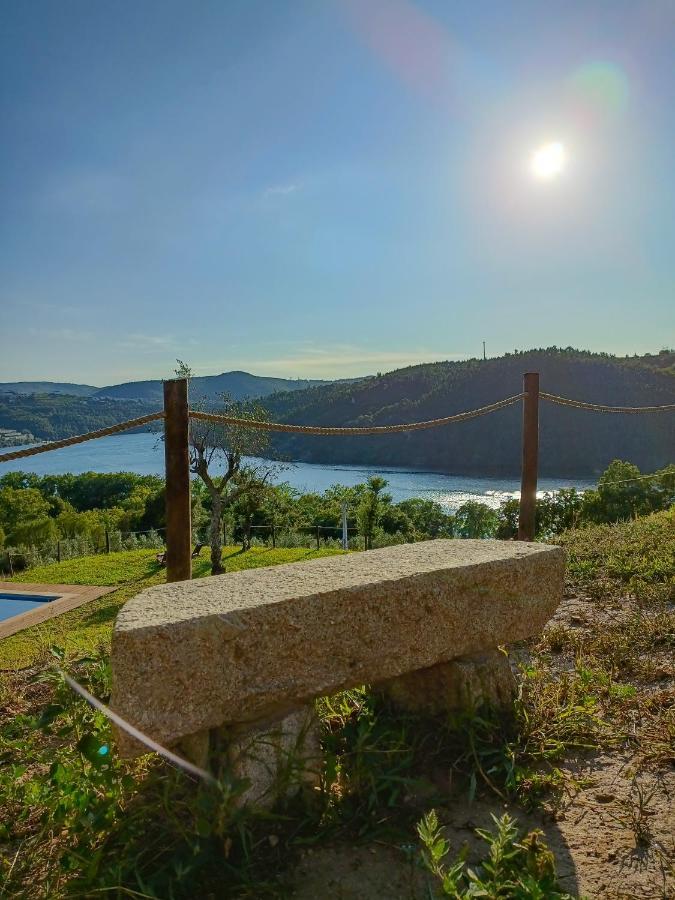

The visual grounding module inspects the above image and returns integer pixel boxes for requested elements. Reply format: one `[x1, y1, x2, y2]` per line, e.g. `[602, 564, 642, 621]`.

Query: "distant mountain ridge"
[0, 371, 330, 402]
[0, 382, 98, 397]
[262, 349, 675, 476]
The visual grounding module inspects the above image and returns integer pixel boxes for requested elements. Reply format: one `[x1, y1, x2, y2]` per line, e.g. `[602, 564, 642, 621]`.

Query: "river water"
[0, 433, 594, 511]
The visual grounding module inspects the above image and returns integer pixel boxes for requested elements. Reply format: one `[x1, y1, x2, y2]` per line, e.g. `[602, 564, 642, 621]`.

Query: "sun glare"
[531, 142, 566, 180]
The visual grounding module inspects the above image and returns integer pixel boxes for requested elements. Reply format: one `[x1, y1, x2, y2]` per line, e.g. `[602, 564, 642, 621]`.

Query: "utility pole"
[341, 502, 348, 551]
[483, 341, 486, 361]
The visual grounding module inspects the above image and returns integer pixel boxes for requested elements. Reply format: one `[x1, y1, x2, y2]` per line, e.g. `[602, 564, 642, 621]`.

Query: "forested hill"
[0, 382, 98, 397]
[263, 349, 675, 476]
[0, 395, 161, 442]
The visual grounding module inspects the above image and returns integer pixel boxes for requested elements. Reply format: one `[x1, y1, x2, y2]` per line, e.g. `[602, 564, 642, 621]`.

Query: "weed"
[417, 809, 575, 898]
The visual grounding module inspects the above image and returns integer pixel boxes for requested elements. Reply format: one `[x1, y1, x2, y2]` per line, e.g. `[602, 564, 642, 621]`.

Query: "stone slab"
[111, 539, 564, 756]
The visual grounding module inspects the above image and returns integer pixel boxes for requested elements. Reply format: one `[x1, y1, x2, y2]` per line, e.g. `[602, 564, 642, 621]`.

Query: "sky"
[1, 0, 674, 385]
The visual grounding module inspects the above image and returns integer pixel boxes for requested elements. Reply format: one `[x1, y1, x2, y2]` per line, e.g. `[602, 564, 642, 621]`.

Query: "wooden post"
[271, 523, 276, 549]
[518, 372, 539, 542]
[105, 530, 110, 554]
[163, 378, 192, 581]
[316, 524, 321, 550]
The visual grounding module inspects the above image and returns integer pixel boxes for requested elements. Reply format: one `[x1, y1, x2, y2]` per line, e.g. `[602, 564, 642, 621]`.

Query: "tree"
[177, 361, 279, 573]
[397, 498, 454, 539]
[453, 501, 499, 539]
[582, 460, 659, 523]
[0, 487, 57, 547]
[357, 476, 389, 549]
[188, 403, 278, 572]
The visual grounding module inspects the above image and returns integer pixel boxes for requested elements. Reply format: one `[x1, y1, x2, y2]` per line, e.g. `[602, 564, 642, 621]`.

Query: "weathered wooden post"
[105, 530, 111, 554]
[517, 372, 539, 542]
[163, 378, 192, 582]
[271, 523, 276, 549]
[316, 524, 321, 550]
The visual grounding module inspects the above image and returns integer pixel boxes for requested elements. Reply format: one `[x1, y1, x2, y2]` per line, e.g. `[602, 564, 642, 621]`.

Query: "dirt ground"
[291, 589, 675, 899]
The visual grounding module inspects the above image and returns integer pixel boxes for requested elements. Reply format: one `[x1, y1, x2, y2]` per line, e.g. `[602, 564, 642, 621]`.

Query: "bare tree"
[174, 362, 279, 574]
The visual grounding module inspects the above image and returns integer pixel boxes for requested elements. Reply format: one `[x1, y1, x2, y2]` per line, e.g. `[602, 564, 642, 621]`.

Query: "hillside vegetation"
[0, 394, 160, 442]
[264, 348, 675, 475]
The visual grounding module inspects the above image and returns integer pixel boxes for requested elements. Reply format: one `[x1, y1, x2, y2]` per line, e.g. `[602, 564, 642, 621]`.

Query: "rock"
[222, 706, 322, 809]
[380, 650, 516, 715]
[111, 539, 564, 758]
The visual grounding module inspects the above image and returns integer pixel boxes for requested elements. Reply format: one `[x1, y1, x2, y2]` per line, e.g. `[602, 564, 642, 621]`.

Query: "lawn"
[0, 546, 344, 670]
[1, 514, 673, 898]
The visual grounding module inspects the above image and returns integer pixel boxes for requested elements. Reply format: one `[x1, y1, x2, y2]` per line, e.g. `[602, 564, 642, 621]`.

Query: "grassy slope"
[0, 546, 343, 670]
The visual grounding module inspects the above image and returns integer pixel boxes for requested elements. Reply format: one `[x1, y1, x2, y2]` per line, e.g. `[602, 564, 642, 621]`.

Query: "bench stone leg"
[222, 705, 322, 809]
[176, 707, 322, 810]
[380, 650, 516, 715]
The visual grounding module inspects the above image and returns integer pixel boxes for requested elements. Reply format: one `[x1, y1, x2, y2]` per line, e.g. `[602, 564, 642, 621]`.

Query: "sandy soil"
[291, 589, 675, 899]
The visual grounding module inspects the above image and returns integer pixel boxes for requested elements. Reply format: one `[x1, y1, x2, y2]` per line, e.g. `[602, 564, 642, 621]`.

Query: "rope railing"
[188, 393, 526, 435]
[540, 392, 675, 413]
[0, 412, 165, 464]
[0, 388, 672, 470]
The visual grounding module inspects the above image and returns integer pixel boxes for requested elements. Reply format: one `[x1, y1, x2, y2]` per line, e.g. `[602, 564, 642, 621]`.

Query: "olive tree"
[187, 400, 279, 573]
[174, 362, 279, 574]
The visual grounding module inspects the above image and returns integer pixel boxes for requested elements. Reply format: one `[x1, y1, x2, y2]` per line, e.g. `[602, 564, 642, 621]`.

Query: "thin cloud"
[214, 344, 468, 378]
[28, 327, 94, 343]
[263, 183, 299, 197]
[116, 333, 178, 352]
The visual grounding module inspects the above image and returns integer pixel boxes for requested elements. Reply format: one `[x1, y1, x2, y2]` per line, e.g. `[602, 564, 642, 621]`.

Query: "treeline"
[1, 460, 672, 572]
[262, 348, 675, 476]
[2, 349, 674, 477]
[0, 394, 160, 442]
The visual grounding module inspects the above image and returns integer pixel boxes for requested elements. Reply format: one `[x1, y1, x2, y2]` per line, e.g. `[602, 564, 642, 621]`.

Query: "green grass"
[557, 506, 675, 601]
[1, 512, 673, 897]
[0, 546, 344, 670]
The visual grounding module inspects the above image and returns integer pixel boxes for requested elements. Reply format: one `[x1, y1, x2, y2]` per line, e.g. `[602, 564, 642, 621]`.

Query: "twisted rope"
[540, 392, 675, 413]
[0, 412, 165, 464]
[188, 393, 526, 435]
[1, 388, 672, 467]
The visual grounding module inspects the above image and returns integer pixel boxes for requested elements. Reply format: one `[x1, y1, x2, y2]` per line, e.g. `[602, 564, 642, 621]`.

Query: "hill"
[95, 371, 330, 402]
[263, 348, 675, 476]
[0, 371, 331, 404]
[0, 394, 160, 442]
[0, 381, 97, 397]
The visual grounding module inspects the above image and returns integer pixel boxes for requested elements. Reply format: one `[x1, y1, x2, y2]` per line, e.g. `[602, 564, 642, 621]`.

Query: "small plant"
[417, 809, 575, 898]
[606, 780, 656, 849]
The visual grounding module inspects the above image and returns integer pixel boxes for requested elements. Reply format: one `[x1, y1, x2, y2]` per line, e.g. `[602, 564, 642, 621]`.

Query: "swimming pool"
[0, 592, 61, 622]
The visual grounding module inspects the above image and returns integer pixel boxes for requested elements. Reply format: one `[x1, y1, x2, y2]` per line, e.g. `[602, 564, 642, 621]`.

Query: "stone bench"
[111, 540, 564, 805]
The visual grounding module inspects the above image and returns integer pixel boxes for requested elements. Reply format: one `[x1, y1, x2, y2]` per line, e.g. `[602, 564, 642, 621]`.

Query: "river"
[0, 433, 595, 510]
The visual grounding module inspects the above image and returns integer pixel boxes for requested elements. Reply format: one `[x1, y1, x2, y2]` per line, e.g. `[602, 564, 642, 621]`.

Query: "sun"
[530, 142, 566, 179]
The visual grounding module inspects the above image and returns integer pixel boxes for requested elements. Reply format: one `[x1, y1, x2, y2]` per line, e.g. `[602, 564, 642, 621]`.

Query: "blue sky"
[1, 0, 673, 384]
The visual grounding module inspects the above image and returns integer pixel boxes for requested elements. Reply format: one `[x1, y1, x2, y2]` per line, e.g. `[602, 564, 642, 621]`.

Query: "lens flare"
[530, 142, 566, 179]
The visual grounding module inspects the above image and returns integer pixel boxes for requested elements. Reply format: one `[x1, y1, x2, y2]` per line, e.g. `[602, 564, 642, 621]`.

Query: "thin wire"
[61, 671, 218, 786]
[596, 471, 674, 487]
